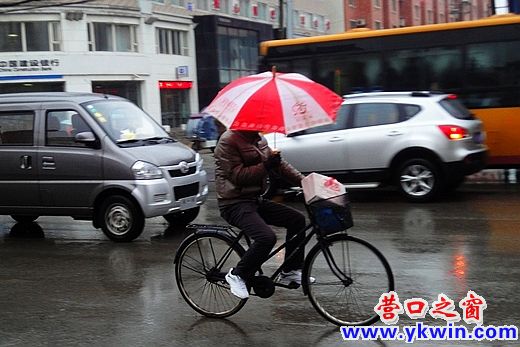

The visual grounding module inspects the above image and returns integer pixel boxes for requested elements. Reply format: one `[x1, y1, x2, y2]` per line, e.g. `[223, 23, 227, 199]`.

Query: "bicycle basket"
[308, 193, 354, 235]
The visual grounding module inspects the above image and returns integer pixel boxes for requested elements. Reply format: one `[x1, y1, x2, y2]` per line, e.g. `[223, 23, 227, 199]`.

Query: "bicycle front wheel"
[175, 232, 247, 318]
[303, 234, 394, 326]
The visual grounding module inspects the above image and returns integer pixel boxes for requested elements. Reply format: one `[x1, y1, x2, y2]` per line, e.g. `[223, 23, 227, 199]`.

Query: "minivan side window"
[352, 103, 400, 128]
[0, 112, 34, 146]
[46, 111, 91, 147]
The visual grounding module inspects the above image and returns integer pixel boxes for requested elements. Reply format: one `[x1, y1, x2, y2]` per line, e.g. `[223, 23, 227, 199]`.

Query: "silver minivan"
[0, 92, 208, 241]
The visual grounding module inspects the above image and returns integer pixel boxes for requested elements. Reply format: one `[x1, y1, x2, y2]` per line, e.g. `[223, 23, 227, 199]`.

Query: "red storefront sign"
[159, 81, 193, 89]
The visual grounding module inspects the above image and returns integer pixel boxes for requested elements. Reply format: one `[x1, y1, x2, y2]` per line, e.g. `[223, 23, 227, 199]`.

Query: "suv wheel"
[397, 158, 443, 202]
[11, 215, 39, 223]
[163, 207, 200, 227]
[99, 195, 144, 242]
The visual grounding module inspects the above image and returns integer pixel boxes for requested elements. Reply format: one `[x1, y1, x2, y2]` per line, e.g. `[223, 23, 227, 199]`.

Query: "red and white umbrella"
[205, 68, 343, 135]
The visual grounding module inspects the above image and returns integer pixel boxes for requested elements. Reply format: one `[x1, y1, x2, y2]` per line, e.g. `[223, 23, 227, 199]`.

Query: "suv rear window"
[439, 98, 474, 120]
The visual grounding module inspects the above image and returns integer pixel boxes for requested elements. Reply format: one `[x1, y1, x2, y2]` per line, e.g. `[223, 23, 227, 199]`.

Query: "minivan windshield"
[82, 100, 172, 145]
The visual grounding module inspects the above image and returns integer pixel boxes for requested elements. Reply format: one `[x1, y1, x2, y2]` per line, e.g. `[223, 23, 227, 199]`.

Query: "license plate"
[179, 196, 197, 209]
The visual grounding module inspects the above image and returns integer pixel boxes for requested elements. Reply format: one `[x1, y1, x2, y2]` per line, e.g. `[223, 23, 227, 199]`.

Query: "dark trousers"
[220, 199, 307, 281]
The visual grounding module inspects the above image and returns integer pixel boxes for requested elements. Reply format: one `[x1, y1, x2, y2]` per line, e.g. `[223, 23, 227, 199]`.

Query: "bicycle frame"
[207, 220, 351, 288]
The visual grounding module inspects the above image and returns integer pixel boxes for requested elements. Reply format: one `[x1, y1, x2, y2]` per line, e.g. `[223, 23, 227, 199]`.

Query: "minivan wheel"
[11, 215, 39, 223]
[397, 158, 443, 202]
[163, 207, 200, 227]
[99, 195, 144, 242]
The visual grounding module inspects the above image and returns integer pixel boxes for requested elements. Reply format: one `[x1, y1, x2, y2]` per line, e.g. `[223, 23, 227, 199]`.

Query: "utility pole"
[277, 0, 285, 39]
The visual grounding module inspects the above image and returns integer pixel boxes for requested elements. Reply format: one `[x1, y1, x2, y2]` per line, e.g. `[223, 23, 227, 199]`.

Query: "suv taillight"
[438, 125, 469, 140]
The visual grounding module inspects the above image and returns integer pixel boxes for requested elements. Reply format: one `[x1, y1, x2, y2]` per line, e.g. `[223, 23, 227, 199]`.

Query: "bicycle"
[174, 192, 394, 326]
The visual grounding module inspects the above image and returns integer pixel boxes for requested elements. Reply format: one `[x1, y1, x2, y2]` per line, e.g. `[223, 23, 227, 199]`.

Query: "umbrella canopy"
[205, 69, 343, 135]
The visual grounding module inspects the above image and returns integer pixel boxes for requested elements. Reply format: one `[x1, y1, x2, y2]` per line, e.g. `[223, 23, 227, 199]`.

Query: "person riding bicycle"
[214, 129, 312, 299]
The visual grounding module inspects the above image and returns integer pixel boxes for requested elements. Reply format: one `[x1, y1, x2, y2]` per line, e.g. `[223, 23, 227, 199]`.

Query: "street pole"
[286, 0, 293, 39]
[278, 0, 285, 38]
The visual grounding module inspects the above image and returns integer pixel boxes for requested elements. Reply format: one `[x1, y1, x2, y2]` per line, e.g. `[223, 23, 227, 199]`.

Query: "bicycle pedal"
[275, 281, 300, 289]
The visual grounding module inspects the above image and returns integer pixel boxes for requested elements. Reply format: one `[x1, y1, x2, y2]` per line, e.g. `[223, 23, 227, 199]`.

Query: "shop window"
[0, 21, 61, 52]
[92, 81, 141, 107]
[156, 28, 189, 56]
[160, 89, 191, 127]
[88, 22, 138, 52]
[0, 82, 64, 94]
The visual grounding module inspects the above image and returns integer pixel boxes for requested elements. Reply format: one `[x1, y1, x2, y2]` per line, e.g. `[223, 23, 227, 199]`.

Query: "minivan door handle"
[42, 156, 56, 170]
[20, 155, 32, 169]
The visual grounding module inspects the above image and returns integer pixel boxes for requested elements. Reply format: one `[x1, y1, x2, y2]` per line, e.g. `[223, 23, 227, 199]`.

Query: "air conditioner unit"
[357, 19, 366, 26]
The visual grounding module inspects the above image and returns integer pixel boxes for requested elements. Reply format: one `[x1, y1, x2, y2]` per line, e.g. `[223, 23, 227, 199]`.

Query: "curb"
[466, 169, 518, 184]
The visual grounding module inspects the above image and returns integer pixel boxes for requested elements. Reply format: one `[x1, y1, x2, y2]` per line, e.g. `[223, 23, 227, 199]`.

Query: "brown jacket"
[214, 130, 304, 207]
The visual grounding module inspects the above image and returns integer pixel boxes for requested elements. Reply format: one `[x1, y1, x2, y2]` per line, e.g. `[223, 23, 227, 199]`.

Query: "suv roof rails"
[343, 91, 445, 99]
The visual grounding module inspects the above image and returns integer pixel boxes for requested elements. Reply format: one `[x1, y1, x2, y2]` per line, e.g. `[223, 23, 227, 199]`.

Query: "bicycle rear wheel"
[175, 232, 247, 318]
[303, 234, 394, 326]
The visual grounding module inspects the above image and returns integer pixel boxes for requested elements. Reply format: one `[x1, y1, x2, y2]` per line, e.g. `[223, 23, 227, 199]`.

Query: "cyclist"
[214, 129, 312, 299]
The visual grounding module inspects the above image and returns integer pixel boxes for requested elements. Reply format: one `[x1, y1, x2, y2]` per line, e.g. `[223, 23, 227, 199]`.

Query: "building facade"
[0, 0, 199, 127]
[0, 0, 342, 127]
[344, 0, 493, 30]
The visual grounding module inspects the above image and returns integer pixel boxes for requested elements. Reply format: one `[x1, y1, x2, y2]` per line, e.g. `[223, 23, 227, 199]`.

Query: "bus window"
[267, 58, 311, 77]
[316, 53, 383, 95]
[386, 46, 462, 92]
[466, 40, 520, 108]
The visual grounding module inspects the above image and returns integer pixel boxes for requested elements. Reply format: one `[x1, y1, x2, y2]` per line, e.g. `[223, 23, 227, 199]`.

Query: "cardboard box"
[302, 173, 346, 204]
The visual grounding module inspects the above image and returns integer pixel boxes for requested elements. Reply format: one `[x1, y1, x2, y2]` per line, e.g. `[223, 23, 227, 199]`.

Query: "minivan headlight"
[132, 161, 163, 180]
[196, 153, 204, 171]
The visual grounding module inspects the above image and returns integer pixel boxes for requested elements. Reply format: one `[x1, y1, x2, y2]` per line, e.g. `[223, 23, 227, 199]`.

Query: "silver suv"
[265, 92, 488, 202]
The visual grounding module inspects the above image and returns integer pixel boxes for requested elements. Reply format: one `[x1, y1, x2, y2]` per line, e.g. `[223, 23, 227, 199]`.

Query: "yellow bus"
[260, 15, 520, 168]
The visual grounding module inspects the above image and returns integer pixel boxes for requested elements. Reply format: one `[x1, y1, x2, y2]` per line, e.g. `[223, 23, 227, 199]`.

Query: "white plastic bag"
[302, 173, 346, 204]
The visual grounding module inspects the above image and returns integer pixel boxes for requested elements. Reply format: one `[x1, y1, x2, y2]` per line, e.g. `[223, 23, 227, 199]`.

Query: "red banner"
[159, 81, 193, 89]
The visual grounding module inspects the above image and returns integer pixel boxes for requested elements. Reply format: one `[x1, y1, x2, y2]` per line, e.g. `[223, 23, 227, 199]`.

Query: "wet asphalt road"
[1, 153, 520, 347]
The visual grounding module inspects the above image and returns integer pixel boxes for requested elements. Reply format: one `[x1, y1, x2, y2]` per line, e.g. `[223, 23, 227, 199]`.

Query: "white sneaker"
[278, 270, 316, 285]
[225, 268, 249, 299]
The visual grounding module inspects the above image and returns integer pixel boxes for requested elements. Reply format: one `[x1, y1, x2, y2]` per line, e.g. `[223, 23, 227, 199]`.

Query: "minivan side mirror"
[75, 131, 99, 148]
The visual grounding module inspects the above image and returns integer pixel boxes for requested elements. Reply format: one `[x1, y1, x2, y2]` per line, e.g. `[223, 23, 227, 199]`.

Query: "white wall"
[0, 6, 198, 125]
